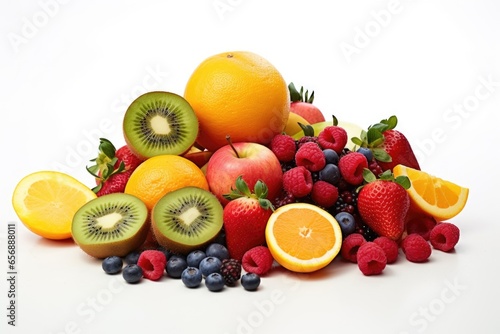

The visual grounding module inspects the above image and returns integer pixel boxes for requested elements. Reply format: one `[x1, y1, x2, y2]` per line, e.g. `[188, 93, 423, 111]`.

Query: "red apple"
[206, 141, 283, 206]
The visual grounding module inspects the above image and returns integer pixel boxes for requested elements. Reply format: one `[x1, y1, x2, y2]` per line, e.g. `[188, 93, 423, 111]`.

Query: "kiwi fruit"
[72, 193, 149, 259]
[123, 91, 199, 159]
[152, 186, 223, 254]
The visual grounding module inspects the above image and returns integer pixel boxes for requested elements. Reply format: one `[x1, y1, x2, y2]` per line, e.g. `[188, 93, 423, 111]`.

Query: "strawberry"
[352, 115, 420, 172]
[288, 82, 325, 124]
[222, 176, 274, 262]
[87, 138, 143, 196]
[357, 170, 411, 241]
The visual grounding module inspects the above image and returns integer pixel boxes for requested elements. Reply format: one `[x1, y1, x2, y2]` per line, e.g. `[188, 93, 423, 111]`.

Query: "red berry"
[270, 134, 296, 162]
[137, 250, 167, 281]
[429, 222, 460, 252]
[406, 215, 437, 240]
[242, 246, 274, 276]
[295, 142, 326, 172]
[317, 126, 348, 154]
[338, 152, 368, 185]
[340, 233, 366, 263]
[401, 234, 431, 263]
[357, 242, 387, 275]
[282, 166, 313, 198]
[373, 236, 399, 264]
[311, 181, 338, 208]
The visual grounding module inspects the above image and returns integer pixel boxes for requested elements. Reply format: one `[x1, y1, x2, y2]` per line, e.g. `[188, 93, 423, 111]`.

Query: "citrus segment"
[393, 164, 468, 221]
[12, 171, 97, 240]
[184, 51, 290, 151]
[265, 203, 342, 273]
[124, 155, 208, 211]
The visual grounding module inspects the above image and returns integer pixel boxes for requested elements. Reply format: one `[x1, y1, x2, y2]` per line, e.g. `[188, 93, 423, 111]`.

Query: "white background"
[1, 1, 499, 333]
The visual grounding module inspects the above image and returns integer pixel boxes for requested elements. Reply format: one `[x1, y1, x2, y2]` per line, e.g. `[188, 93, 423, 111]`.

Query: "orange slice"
[393, 165, 469, 221]
[265, 203, 342, 273]
[12, 171, 97, 240]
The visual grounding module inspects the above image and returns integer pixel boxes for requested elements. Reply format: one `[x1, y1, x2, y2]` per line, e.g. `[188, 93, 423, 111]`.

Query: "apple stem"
[226, 135, 240, 158]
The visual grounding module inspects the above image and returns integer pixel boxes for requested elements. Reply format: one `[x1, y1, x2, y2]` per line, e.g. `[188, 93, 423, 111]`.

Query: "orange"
[265, 203, 342, 273]
[12, 171, 97, 240]
[124, 155, 208, 211]
[184, 51, 290, 152]
[393, 164, 469, 221]
[283, 112, 310, 136]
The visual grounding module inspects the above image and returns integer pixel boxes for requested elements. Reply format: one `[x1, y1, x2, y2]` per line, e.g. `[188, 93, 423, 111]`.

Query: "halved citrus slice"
[12, 171, 97, 240]
[393, 164, 469, 221]
[265, 202, 342, 273]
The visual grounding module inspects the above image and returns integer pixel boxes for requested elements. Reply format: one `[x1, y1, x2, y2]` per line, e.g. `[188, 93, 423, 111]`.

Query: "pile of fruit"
[11, 51, 469, 291]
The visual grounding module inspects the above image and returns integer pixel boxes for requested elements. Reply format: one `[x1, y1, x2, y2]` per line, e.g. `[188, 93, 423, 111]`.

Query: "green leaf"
[395, 175, 411, 189]
[298, 123, 315, 137]
[288, 82, 302, 102]
[307, 90, 315, 104]
[86, 165, 100, 178]
[372, 148, 392, 162]
[258, 198, 274, 211]
[366, 127, 383, 145]
[378, 170, 394, 180]
[362, 168, 377, 183]
[380, 115, 398, 130]
[351, 137, 364, 147]
[253, 180, 269, 199]
[235, 176, 251, 197]
[332, 115, 338, 126]
[369, 123, 390, 134]
[99, 138, 116, 159]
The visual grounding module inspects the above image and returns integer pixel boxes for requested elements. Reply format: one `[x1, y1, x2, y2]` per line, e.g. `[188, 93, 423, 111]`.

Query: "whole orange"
[184, 51, 290, 152]
[124, 155, 208, 211]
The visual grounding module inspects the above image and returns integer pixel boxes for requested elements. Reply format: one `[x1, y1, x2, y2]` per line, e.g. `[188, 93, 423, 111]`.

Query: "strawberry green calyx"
[361, 168, 411, 190]
[288, 82, 315, 103]
[351, 115, 398, 163]
[223, 176, 274, 211]
[86, 138, 126, 193]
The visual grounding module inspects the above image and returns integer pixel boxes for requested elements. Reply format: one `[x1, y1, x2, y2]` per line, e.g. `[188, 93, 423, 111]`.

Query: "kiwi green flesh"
[123, 91, 199, 159]
[72, 193, 149, 258]
[152, 187, 223, 254]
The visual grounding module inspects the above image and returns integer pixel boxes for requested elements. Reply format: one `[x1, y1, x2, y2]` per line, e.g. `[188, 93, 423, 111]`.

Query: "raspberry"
[401, 234, 431, 263]
[282, 166, 313, 198]
[295, 142, 326, 172]
[137, 250, 167, 281]
[242, 246, 274, 276]
[296, 136, 318, 149]
[429, 222, 460, 252]
[406, 215, 437, 240]
[340, 233, 366, 263]
[311, 181, 338, 208]
[317, 126, 348, 154]
[338, 152, 368, 185]
[373, 236, 399, 264]
[357, 242, 387, 275]
[220, 258, 242, 286]
[270, 134, 296, 162]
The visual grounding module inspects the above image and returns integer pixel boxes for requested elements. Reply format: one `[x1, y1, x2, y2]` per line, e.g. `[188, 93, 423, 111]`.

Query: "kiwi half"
[123, 91, 199, 159]
[152, 186, 223, 254]
[72, 193, 149, 258]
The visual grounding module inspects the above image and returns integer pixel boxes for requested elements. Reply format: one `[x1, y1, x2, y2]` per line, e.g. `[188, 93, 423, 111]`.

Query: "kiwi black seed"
[72, 193, 149, 259]
[152, 186, 223, 255]
[123, 91, 199, 159]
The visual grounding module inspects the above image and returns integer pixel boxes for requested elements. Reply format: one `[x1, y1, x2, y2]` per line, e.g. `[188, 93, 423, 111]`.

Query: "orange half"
[265, 203, 342, 273]
[393, 164, 469, 221]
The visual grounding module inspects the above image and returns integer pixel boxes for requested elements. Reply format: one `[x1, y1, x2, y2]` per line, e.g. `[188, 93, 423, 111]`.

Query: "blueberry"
[124, 251, 141, 265]
[205, 243, 230, 260]
[186, 250, 206, 268]
[199, 256, 222, 277]
[122, 264, 143, 283]
[181, 267, 203, 288]
[205, 272, 225, 292]
[335, 212, 356, 237]
[166, 255, 188, 278]
[356, 147, 373, 163]
[319, 164, 341, 185]
[241, 273, 261, 291]
[102, 256, 123, 274]
[323, 149, 339, 165]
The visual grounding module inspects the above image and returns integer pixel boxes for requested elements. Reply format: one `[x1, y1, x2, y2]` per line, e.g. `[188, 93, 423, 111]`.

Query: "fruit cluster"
[11, 50, 469, 287]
